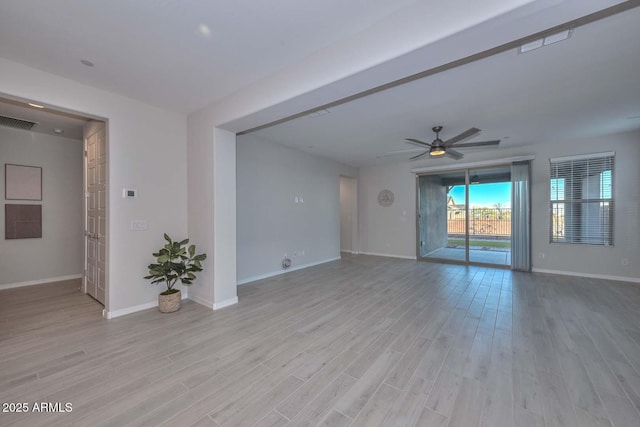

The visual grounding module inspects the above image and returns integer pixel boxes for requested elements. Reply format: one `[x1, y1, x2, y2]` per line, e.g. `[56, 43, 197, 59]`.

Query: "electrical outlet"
[130, 220, 147, 231]
[301, 249, 305, 256]
[621, 258, 629, 266]
[539, 252, 545, 259]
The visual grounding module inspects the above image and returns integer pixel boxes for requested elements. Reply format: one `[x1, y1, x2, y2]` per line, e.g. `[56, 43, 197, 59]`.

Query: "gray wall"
[237, 135, 357, 283]
[419, 175, 448, 256]
[358, 130, 640, 281]
[0, 127, 83, 286]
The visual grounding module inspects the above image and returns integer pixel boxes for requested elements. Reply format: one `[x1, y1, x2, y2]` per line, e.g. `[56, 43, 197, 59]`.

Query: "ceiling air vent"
[0, 115, 37, 130]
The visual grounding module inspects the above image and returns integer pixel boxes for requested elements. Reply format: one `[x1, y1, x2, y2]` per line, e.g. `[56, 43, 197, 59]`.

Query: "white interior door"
[85, 123, 106, 304]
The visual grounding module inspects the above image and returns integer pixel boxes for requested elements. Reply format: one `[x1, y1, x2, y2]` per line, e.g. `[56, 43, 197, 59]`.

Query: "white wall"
[186, 110, 215, 307]
[212, 128, 237, 308]
[0, 58, 188, 314]
[186, 116, 238, 310]
[358, 162, 417, 259]
[530, 132, 639, 281]
[0, 127, 83, 286]
[236, 135, 357, 283]
[358, 131, 640, 281]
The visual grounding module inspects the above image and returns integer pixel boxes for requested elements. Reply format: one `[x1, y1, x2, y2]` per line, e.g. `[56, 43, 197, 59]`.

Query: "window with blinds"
[549, 153, 614, 245]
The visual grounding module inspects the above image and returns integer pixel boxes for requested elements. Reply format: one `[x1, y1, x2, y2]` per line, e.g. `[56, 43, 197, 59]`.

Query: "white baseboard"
[237, 256, 341, 285]
[213, 296, 238, 310]
[359, 251, 417, 261]
[0, 274, 83, 291]
[340, 250, 359, 254]
[185, 294, 237, 310]
[188, 294, 213, 308]
[103, 301, 156, 319]
[532, 268, 640, 284]
[103, 291, 189, 319]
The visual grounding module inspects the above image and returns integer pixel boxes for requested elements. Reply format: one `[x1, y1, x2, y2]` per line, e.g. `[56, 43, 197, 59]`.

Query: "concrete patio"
[424, 246, 511, 266]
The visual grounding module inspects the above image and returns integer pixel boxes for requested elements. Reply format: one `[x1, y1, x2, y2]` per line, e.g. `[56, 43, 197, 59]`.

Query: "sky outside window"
[449, 182, 511, 207]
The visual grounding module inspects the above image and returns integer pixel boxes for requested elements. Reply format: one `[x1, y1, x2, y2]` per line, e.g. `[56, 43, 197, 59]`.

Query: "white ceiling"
[0, 1, 637, 167]
[248, 6, 640, 166]
[0, 0, 417, 113]
[0, 98, 88, 140]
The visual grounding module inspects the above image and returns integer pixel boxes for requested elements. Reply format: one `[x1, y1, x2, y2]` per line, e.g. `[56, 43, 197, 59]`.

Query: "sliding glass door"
[417, 172, 467, 262]
[417, 166, 512, 267]
[467, 167, 512, 266]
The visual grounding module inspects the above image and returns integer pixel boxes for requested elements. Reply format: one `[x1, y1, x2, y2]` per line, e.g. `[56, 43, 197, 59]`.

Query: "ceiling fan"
[405, 126, 499, 160]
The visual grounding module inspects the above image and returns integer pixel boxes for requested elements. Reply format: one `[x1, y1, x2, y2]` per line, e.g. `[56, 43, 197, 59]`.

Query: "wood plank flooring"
[1, 255, 639, 427]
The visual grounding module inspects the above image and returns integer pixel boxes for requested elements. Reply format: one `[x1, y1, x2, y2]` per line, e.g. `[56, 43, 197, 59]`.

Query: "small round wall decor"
[377, 189, 394, 207]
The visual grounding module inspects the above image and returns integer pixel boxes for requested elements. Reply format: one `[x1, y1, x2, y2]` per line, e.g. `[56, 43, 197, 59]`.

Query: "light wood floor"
[1, 255, 640, 427]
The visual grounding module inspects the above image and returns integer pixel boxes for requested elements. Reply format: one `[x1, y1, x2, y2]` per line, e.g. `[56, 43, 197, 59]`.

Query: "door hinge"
[84, 150, 88, 157]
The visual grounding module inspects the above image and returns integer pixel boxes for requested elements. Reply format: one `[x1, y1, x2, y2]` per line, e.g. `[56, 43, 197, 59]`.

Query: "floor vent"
[0, 115, 37, 130]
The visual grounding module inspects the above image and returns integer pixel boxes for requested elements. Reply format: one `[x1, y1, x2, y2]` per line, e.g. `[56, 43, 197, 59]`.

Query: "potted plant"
[144, 233, 206, 313]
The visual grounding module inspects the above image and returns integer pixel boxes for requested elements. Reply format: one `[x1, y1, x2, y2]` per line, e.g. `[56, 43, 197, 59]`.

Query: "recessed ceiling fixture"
[80, 59, 94, 67]
[544, 29, 572, 45]
[53, 128, 64, 134]
[518, 29, 572, 54]
[519, 39, 543, 54]
[28, 103, 44, 109]
[307, 109, 330, 118]
[198, 24, 211, 37]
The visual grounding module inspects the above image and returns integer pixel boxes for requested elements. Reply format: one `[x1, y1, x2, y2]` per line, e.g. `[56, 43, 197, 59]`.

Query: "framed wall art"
[5, 204, 42, 239]
[5, 164, 42, 201]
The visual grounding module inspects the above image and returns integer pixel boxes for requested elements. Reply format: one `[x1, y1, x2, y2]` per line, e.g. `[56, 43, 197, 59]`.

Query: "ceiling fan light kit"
[429, 145, 446, 156]
[405, 125, 500, 160]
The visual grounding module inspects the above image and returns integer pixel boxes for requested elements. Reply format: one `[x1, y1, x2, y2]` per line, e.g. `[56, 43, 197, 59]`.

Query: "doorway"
[417, 165, 512, 267]
[339, 176, 358, 255]
[0, 94, 108, 310]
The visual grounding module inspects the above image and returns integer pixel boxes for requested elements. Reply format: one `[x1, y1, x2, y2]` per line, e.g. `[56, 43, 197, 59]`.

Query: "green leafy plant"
[144, 233, 206, 295]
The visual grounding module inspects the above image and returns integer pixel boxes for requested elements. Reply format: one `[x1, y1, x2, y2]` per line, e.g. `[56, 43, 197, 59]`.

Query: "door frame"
[0, 92, 110, 313]
[339, 175, 359, 255]
[415, 164, 512, 269]
[83, 121, 109, 305]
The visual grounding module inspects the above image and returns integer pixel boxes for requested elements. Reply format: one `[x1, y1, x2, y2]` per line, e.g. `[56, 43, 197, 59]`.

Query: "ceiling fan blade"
[405, 138, 432, 148]
[454, 140, 500, 148]
[445, 148, 464, 159]
[444, 127, 481, 146]
[409, 151, 429, 160]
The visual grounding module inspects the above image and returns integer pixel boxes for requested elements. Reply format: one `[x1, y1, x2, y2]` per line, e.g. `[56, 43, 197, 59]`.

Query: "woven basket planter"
[158, 290, 181, 313]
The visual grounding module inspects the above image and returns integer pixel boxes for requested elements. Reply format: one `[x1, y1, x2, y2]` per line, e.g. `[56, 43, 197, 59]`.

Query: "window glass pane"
[550, 178, 564, 201]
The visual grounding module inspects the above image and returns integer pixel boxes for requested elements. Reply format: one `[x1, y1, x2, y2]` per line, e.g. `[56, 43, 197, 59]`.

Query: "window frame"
[549, 152, 614, 246]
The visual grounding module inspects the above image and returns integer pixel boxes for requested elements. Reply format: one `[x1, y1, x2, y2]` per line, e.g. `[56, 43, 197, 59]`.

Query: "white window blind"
[549, 153, 614, 245]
